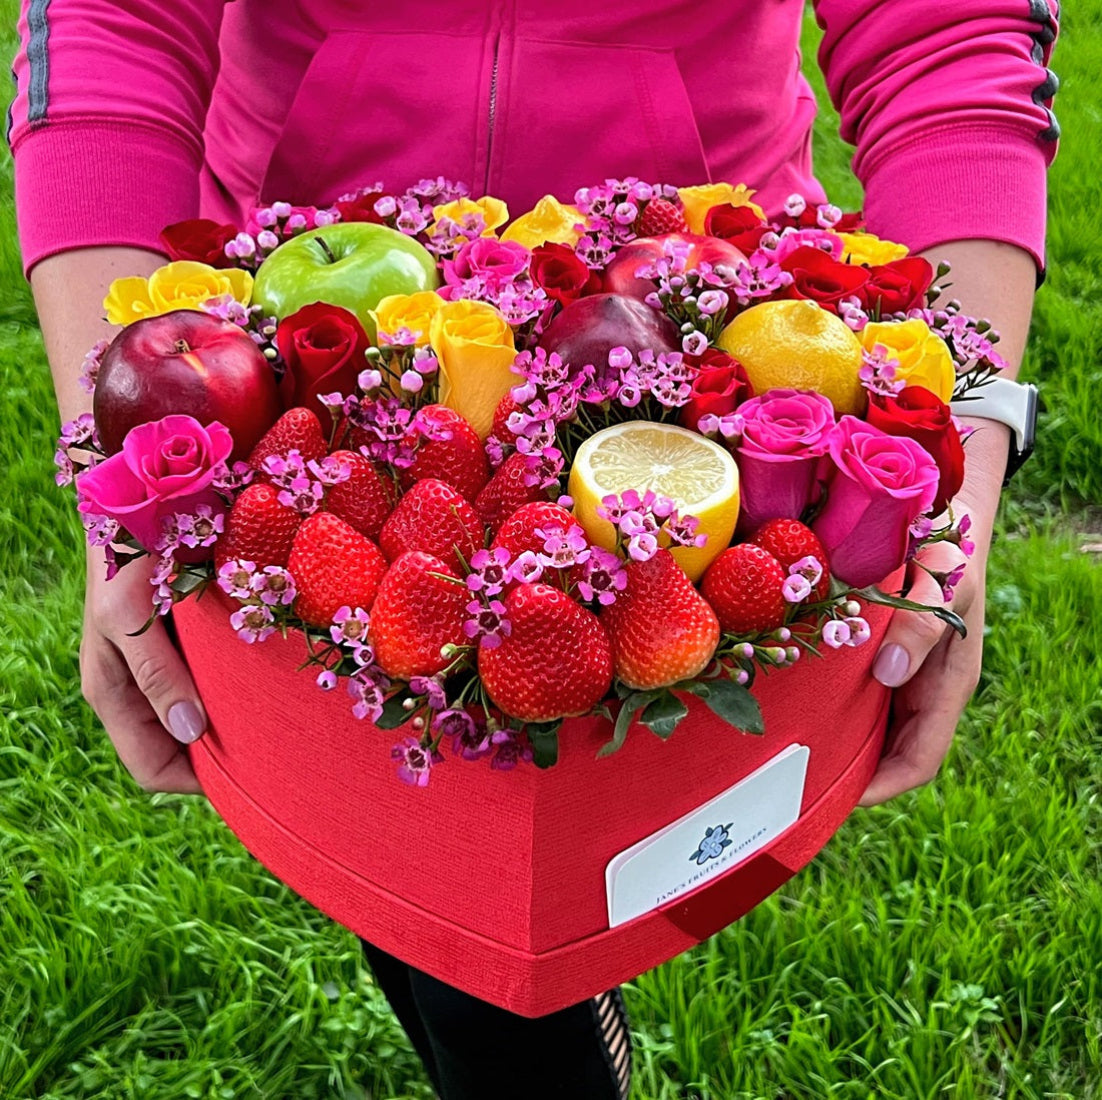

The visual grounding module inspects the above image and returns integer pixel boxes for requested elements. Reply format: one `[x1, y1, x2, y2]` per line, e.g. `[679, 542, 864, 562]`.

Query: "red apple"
[94, 310, 282, 461]
[537, 293, 680, 372]
[602, 234, 748, 301]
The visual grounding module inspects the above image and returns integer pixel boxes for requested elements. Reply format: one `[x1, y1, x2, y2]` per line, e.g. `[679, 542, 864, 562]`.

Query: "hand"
[80, 549, 207, 794]
[858, 536, 983, 806]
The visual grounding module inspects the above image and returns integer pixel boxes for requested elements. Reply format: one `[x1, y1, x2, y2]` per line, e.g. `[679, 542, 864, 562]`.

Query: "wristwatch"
[949, 377, 1038, 485]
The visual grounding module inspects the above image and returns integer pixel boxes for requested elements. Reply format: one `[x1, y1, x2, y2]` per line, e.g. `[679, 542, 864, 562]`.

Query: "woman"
[10, 1, 1058, 1096]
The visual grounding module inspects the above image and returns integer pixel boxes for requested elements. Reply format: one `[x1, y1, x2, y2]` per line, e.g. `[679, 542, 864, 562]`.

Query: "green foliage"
[1, 2, 1099, 1098]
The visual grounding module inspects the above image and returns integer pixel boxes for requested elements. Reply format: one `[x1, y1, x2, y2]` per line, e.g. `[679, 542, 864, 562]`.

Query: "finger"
[112, 616, 209, 747]
[871, 551, 963, 689]
[857, 684, 961, 806]
[81, 634, 204, 794]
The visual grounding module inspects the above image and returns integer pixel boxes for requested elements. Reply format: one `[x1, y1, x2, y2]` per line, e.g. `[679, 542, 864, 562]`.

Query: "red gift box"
[175, 579, 898, 1017]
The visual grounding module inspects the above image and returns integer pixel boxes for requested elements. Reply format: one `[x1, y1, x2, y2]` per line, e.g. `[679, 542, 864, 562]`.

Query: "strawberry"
[288, 512, 388, 627]
[325, 449, 397, 540]
[601, 549, 720, 689]
[637, 198, 688, 237]
[215, 482, 302, 571]
[379, 478, 485, 572]
[749, 518, 831, 601]
[701, 543, 787, 635]
[491, 501, 582, 560]
[492, 393, 523, 442]
[474, 452, 547, 534]
[400, 404, 490, 502]
[369, 552, 469, 680]
[248, 407, 327, 474]
[479, 583, 613, 722]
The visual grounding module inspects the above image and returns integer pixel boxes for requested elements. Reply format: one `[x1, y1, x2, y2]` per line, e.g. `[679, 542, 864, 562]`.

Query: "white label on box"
[605, 743, 810, 928]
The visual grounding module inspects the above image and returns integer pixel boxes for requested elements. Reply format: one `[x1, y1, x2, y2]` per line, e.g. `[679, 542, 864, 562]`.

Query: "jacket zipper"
[484, 32, 501, 194]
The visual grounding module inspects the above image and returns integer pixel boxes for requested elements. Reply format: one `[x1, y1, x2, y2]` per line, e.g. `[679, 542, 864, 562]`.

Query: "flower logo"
[690, 823, 733, 865]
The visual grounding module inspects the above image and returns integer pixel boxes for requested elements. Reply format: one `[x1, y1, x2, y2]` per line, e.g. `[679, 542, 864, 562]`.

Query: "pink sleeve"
[814, 0, 1060, 272]
[9, 0, 227, 276]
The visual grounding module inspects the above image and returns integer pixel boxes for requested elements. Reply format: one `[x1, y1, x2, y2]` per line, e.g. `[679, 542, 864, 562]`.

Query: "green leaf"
[693, 678, 764, 734]
[375, 695, 416, 730]
[526, 722, 561, 769]
[597, 691, 656, 758]
[640, 692, 689, 740]
[848, 584, 967, 638]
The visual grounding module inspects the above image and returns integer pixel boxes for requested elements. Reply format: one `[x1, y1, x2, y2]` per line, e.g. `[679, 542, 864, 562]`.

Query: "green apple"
[252, 223, 439, 337]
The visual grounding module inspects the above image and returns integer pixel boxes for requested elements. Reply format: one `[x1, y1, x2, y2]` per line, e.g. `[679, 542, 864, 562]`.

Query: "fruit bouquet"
[57, 177, 996, 785]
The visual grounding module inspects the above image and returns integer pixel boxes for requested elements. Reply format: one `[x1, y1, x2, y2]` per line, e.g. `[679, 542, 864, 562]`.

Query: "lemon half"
[569, 421, 739, 581]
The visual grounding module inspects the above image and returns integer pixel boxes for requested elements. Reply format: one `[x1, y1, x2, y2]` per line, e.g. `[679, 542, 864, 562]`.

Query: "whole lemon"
[717, 299, 866, 416]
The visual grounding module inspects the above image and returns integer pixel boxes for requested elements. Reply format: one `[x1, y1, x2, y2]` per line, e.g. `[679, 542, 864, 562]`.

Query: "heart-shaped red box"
[175, 583, 896, 1017]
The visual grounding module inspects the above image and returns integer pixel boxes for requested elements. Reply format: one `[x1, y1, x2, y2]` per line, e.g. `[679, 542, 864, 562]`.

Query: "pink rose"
[439, 237, 531, 299]
[76, 415, 233, 556]
[732, 389, 836, 534]
[812, 415, 940, 587]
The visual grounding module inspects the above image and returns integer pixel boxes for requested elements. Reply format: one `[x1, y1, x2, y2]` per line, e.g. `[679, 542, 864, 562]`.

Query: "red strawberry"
[369, 552, 469, 680]
[288, 512, 387, 627]
[325, 449, 397, 540]
[248, 407, 327, 475]
[492, 393, 523, 442]
[637, 198, 688, 237]
[491, 501, 582, 560]
[749, 518, 831, 601]
[379, 478, 485, 572]
[474, 452, 547, 534]
[215, 482, 302, 571]
[701, 544, 787, 635]
[479, 583, 613, 722]
[601, 550, 720, 689]
[401, 405, 490, 502]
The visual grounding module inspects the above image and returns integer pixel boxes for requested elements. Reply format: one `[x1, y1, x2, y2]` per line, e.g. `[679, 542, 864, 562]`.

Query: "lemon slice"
[569, 421, 740, 581]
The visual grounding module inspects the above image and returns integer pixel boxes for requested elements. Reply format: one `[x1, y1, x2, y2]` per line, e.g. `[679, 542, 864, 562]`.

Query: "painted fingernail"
[167, 701, 205, 744]
[872, 643, 910, 688]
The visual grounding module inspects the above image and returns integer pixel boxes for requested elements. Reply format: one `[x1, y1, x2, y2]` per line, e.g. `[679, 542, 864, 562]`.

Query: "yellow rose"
[677, 183, 765, 235]
[371, 291, 445, 346]
[429, 300, 517, 439]
[861, 319, 956, 402]
[838, 232, 910, 267]
[103, 261, 253, 326]
[430, 196, 510, 238]
[500, 195, 584, 249]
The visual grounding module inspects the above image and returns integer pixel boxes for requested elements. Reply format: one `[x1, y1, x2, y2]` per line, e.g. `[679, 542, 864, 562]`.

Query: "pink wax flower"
[812, 415, 940, 588]
[76, 415, 233, 556]
[731, 389, 836, 534]
[439, 237, 531, 298]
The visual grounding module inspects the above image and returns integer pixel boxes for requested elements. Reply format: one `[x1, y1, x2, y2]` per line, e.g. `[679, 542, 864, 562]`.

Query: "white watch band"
[949, 377, 1035, 454]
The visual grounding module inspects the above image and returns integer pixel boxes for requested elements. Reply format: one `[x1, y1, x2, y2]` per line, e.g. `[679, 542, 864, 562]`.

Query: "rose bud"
[703, 203, 770, 253]
[678, 350, 754, 431]
[867, 385, 965, 514]
[276, 302, 371, 419]
[860, 257, 936, 315]
[780, 246, 869, 311]
[159, 219, 239, 268]
[530, 242, 601, 307]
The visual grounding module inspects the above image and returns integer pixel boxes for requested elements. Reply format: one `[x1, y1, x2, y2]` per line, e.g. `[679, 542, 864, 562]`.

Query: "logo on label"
[690, 823, 733, 865]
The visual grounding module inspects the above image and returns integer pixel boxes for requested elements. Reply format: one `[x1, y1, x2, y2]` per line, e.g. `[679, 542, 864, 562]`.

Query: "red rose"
[276, 303, 370, 419]
[334, 190, 389, 224]
[704, 204, 769, 253]
[160, 219, 238, 268]
[777, 207, 865, 233]
[867, 385, 965, 514]
[530, 243, 601, 307]
[860, 257, 935, 315]
[780, 246, 869, 310]
[677, 349, 754, 431]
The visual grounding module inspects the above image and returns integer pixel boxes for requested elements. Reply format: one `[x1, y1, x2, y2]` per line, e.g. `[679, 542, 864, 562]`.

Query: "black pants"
[360, 939, 632, 1100]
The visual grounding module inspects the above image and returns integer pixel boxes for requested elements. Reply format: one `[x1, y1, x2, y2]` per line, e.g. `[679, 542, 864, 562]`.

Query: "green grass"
[2, 3, 1100, 1098]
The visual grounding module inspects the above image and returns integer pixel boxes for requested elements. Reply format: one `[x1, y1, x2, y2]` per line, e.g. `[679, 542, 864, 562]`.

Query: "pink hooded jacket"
[11, 0, 1059, 276]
